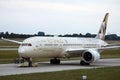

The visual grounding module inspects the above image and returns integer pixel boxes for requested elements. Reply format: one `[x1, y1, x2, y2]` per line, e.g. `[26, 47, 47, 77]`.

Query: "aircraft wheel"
[23, 57, 32, 67]
[50, 58, 60, 64]
[80, 60, 90, 65]
[27, 58, 32, 67]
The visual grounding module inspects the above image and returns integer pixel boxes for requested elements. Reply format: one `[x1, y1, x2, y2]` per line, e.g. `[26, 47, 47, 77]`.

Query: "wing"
[1, 37, 22, 44]
[99, 44, 120, 50]
[65, 44, 120, 57]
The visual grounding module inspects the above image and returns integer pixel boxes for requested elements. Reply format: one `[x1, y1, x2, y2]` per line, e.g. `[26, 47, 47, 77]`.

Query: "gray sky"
[0, 0, 120, 35]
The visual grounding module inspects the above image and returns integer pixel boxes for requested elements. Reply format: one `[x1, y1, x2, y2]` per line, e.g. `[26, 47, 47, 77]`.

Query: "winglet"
[95, 13, 109, 40]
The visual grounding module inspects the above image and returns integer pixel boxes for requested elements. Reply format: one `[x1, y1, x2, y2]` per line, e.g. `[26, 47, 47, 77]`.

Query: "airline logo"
[96, 13, 109, 40]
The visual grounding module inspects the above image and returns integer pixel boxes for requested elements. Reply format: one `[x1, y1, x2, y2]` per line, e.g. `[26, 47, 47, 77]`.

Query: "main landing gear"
[50, 58, 60, 64]
[50, 58, 90, 65]
[80, 60, 90, 65]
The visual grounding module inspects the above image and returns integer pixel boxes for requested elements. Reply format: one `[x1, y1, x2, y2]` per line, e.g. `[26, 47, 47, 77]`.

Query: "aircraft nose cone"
[18, 47, 28, 57]
[18, 48, 25, 54]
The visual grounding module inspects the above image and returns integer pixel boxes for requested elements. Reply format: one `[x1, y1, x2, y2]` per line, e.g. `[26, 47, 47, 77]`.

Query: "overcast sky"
[0, 0, 120, 35]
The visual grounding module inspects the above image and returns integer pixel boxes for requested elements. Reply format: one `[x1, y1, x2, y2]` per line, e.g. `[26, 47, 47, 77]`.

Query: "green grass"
[0, 50, 18, 59]
[0, 50, 19, 64]
[101, 49, 120, 58]
[0, 66, 120, 80]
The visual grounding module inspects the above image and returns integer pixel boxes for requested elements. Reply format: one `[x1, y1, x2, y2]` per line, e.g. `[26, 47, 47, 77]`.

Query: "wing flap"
[99, 44, 120, 50]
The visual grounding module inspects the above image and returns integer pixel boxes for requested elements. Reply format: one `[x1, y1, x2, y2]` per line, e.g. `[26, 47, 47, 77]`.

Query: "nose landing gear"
[15, 57, 36, 67]
[25, 57, 32, 67]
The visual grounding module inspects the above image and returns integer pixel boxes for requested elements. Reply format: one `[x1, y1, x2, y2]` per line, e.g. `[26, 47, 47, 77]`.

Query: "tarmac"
[0, 58, 120, 76]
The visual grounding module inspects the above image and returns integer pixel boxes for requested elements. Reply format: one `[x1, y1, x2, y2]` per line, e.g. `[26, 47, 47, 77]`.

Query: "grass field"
[0, 66, 120, 80]
[0, 50, 19, 64]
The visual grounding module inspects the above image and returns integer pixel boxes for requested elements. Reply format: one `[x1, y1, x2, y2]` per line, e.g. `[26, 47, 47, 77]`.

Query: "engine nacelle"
[82, 49, 100, 63]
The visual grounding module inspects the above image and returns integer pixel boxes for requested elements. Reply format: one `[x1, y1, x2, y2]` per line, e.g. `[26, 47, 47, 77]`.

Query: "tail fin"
[95, 13, 109, 40]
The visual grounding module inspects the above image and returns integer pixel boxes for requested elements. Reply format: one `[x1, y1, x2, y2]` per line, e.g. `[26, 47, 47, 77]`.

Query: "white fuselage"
[18, 36, 107, 58]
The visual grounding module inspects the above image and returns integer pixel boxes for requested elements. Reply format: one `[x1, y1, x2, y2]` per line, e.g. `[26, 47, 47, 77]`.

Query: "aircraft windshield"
[21, 43, 32, 46]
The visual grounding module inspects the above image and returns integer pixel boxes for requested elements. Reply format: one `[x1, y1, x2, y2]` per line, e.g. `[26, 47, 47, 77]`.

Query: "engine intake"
[82, 49, 100, 63]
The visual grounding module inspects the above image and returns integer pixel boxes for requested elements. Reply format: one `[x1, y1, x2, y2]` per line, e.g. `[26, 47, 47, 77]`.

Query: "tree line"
[0, 31, 120, 40]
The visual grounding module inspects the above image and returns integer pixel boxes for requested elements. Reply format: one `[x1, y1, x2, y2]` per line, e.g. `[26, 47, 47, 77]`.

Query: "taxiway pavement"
[0, 58, 120, 76]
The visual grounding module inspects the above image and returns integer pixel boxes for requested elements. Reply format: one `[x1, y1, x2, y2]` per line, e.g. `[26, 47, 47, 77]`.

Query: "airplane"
[1, 13, 120, 67]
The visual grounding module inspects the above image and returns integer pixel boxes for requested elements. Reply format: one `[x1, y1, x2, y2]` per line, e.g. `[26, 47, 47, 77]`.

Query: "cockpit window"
[21, 43, 32, 46]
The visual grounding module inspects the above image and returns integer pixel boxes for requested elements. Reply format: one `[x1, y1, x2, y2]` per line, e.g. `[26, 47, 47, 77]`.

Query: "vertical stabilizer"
[95, 13, 109, 40]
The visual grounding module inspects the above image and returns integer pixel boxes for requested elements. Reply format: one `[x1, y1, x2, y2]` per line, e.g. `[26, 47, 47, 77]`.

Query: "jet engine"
[81, 49, 100, 64]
